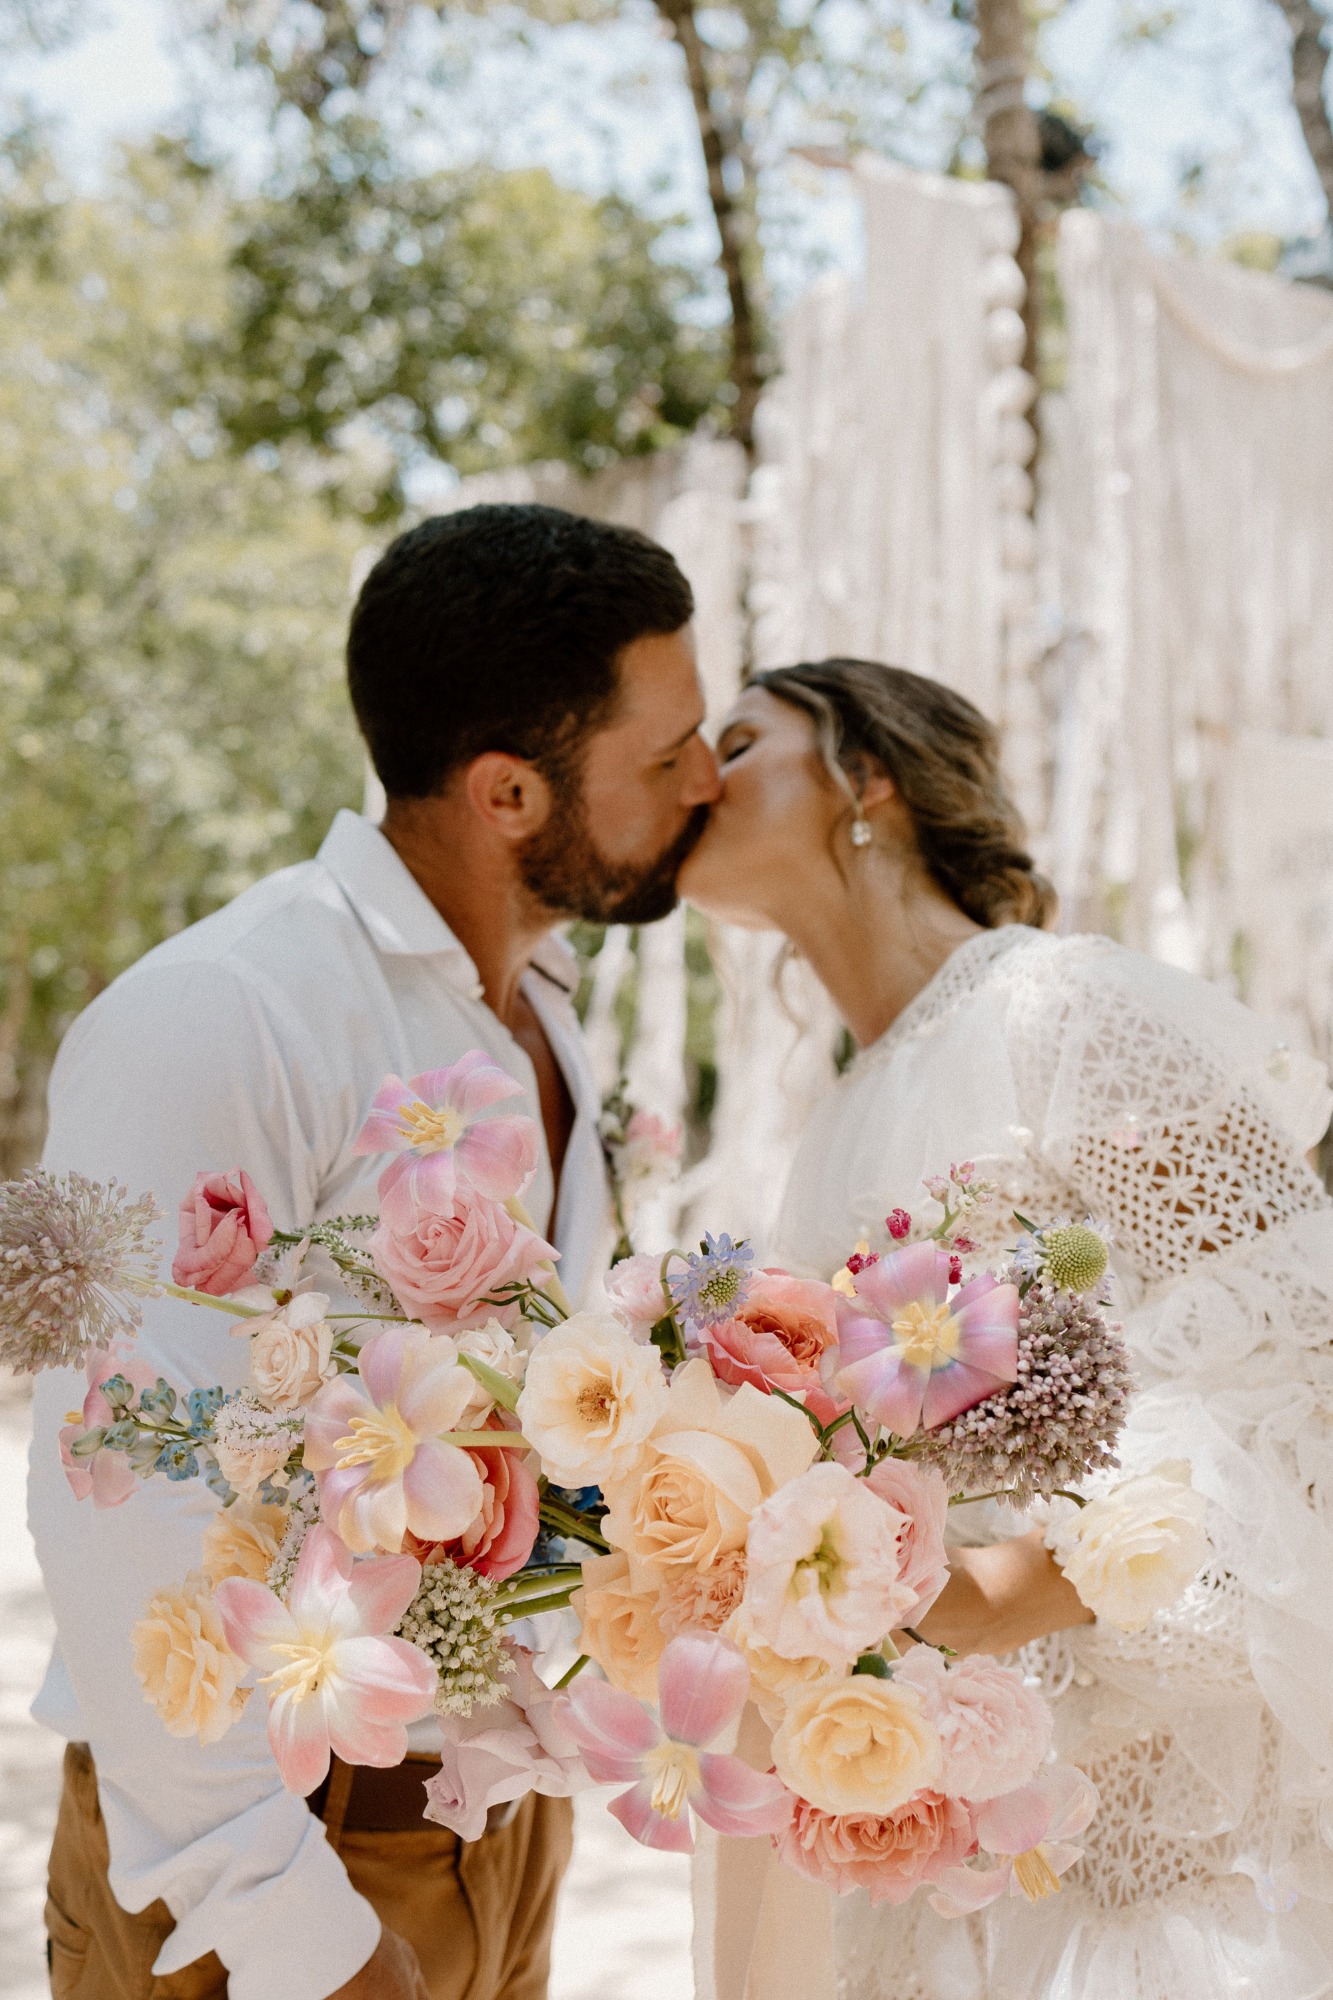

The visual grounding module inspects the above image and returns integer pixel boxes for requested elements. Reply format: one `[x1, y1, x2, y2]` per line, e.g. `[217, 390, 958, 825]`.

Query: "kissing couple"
[33, 502, 1333, 2000]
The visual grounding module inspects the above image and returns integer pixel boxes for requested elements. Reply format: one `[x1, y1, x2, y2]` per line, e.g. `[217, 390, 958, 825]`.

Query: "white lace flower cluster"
[397, 1561, 514, 1716]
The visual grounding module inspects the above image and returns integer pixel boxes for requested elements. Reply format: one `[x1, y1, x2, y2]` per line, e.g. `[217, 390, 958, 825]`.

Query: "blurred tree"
[0, 138, 369, 1169]
[1271, 0, 1333, 224]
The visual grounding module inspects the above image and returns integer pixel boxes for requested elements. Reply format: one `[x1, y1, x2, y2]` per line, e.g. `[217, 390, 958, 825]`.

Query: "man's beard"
[519, 789, 710, 926]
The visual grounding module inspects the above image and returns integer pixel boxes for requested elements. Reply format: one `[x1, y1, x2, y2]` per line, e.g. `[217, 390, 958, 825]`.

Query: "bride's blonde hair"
[750, 657, 1056, 931]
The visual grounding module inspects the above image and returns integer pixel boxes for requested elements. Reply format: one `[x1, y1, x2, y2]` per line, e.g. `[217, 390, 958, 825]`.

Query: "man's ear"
[462, 752, 554, 842]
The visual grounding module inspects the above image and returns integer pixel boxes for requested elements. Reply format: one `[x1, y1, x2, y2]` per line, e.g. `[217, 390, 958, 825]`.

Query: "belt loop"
[320, 1757, 355, 1851]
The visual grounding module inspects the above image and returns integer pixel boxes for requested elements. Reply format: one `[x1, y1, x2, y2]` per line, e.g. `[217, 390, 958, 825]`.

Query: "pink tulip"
[353, 1054, 539, 1210]
[929, 1764, 1099, 1916]
[561, 1632, 793, 1854]
[833, 1242, 1018, 1438]
[59, 1346, 158, 1507]
[214, 1525, 437, 1795]
[404, 1413, 540, 1582]
[303, 1326, 486, 1555]
[173, 1169, 273, 1297]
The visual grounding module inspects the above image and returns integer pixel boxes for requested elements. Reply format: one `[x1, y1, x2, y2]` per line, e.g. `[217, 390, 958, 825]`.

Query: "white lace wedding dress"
[769, 924, 1333, 2000]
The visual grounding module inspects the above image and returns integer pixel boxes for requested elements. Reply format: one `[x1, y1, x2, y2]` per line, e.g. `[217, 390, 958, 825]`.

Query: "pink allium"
[354, 1054, 539, 1211]
[604, 1252, 671, 1339]
[561, 1631, 793, 1853]
[59, 1346, 158, 1507]
[833, 1242, 1018, 1438]
[172, 1170, 273, 1297]
[863, 1461, 950, 1622]
[742, 1462, 922, 1666]
[698, 1272, 840, 1399]
[930, 1764, 1099, 1915]
[425, 1645, 587, 1841]
[894, 1647, 1052, 1803]
[404, 1413, 539, 1582]
[777, 1788, 977, 1904]
[215, 1525, 436, 1795]
[371, 1179, 557, 1332]
[303, 1326, 485, 1555]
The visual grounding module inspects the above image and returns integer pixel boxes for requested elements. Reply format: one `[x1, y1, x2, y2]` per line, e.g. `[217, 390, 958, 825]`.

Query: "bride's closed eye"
[718, 730, 755, 765]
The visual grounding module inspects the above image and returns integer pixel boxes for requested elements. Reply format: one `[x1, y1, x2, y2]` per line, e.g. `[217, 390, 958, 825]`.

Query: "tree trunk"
[1274, 0, 1333, 223]
[654, 0, 765, 456]
[974, 0, 1043, 387]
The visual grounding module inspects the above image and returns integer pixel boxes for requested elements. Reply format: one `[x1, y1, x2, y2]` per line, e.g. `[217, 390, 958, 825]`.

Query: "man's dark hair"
[347, 503, 694, 797]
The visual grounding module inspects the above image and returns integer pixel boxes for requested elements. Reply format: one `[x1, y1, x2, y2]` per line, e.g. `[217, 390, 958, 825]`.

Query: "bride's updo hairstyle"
[750, 657, 1056, 930]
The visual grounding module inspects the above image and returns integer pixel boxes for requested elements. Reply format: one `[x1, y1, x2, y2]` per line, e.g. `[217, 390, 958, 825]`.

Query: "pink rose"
[864, 1461, 950, 1622]
[60, 1346, 159, 1507]
[371, 1181, 557, 1331]
[405, 1415, 540, 1582]
[894, 1647, 1052, 1803]
[172, 1169, 273, 1297]
[699, 1272, 840, 1397]
[604, 1252, 670, 1340]
[776, 1788, 977, 1904]
[424, 1646, 586, 1842]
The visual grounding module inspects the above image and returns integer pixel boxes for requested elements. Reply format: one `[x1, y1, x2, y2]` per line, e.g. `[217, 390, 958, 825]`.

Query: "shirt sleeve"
[28, 957, 383, 2000]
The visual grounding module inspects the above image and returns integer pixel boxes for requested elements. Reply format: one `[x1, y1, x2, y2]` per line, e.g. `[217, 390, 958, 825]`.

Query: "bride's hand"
[907, 1528, 1093, 1658]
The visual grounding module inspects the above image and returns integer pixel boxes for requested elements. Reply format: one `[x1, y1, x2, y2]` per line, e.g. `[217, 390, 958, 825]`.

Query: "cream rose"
[131, 1572, 248, 1745]
[772, 1675, 942, 1816]
[246, 1292, 335, 1412]
[517, 1313, 668, 1486]
[571, 1550, 668, 1699]
[201, 1496, 289, 1585]
[600, 1358, 819, 1582]
[1047, 1461, 1210, 1632]
[454, 1320, 525, 1426]
[724, 1605, 841, 1728]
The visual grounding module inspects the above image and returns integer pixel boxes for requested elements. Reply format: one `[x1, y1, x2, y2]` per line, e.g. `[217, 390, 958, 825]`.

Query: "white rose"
[212, 1432, 291, 1497]
[1048, 1461, 1210, 1632]
[516, 1312, 668, 1486]
[454, 1319, 525, 1426]
[247, 1293, 335, 1412]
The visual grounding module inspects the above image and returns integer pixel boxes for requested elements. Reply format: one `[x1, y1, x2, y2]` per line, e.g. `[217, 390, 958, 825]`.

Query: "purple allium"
[911, 1274, 1134, 1506]
[667, 1233, 754, 1328]
[0, 1171, 160, 1374]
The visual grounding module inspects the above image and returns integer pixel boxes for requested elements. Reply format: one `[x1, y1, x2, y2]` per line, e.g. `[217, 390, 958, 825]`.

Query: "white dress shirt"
[27, 809, 612, 2000]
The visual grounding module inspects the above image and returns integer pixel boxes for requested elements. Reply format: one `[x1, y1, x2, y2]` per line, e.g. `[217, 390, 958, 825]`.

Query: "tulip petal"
[214, 1576, 298, 1667]
[418, 1052, 525, 1119]
[268, 1687, 333, 1796]
[302, 1379, 370, 1471]
[456, 1117, 541, 1201]
[395, 1352, 474, 1438]
[974, 1780, 1057, 1858]
[835, 1349, 927, 1437]
[833, 1310, 897, 1371]
[691, 1754, 793, 1838]
[920, 1359, 1013, 1430]
[1042, 1765, 1100, 1843]
[852, 1242, 952, 1316]
[284, 1524, 355, 1625]
[356, 1326, 409, 1410]
[352, 1076, 423, 1156]
[657, 1633, 750, 1748]
[344, 1553, 423, 1637]
[608, 1779, 697, 1853]
[562, 1680, 662, 1781]
[327, 1634, 439, 1726]
[928, 1863, 1012, 1917]
[403, 1441, 486, 1544]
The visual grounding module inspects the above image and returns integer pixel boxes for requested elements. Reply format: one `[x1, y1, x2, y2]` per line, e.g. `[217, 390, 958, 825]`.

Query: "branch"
[1274, 0, 1333, 223]
[653, 0, 765, 454]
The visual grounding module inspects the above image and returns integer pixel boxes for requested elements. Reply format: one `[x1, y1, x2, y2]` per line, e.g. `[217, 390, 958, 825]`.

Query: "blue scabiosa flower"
[667, 1234, 755, 1328]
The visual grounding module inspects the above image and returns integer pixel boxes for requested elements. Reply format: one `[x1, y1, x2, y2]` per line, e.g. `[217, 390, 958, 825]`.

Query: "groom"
[30, 503, 719, 2000]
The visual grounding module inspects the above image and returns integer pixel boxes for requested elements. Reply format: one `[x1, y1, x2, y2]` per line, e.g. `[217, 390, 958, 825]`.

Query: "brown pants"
[45, 1744, 574, 2000]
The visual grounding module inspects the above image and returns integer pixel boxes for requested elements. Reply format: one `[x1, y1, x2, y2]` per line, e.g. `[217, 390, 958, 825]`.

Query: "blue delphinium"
[667, 1233, 755, 1328]
[154, 1439, 199, 1481]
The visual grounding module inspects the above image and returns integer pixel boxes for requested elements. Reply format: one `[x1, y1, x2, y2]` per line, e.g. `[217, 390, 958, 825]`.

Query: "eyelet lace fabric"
[766, 928, 1333, 2000]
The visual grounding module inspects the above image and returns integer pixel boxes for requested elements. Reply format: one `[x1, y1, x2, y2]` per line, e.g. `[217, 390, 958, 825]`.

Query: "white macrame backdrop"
[1051, 210, 1333, 1071]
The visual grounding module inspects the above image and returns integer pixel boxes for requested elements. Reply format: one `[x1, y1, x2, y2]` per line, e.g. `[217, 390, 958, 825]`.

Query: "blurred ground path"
[0, 1380, 693, 2000]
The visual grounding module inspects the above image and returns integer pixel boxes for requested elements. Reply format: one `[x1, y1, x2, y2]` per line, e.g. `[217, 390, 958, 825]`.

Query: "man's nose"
[681, 735, 722, 808]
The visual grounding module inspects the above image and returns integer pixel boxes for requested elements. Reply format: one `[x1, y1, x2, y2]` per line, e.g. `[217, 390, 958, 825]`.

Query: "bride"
[677, 657, 1333, 2000]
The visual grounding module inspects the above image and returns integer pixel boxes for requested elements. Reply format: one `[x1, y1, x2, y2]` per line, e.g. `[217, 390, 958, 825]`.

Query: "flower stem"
[553, 1654, 590, 1690]
[159, 1283, 264, 1318]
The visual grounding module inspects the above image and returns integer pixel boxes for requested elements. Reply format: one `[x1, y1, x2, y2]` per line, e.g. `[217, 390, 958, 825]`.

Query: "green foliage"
[0, 139, 368, 1165]
[220, 124, 727, 510]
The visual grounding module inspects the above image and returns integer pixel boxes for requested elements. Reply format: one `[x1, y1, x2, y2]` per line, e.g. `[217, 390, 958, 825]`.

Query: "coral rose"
[698, 1272, 840, 1397]
[772, 1675, 942, 1816]
[742, 1462, 923, 1666]
[132, 1572, 248, 1744]
[201, 1496, 289, 1586]
[245, 1292, 335, 1413]
[172, 1170, 273, 1297]
[777, 1790, 977, 1903]
[572, 1550, 667, 1700]
[371, 1180, 557, 1332]
[404, 1414, 539, 1582]
[863, 1460, 950, 1622]
[517, 1313, 668, 1487]
[600, 1359, 818, 1583]
[894, 1647, 1052, 1802]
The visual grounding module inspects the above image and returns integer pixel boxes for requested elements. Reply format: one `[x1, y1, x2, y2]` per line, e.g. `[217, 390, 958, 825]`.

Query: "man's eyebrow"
[656, 718, 705, 756]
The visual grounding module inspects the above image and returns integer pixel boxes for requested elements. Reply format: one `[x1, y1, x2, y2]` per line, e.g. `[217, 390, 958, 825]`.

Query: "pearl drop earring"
[850, 813, 873, 848]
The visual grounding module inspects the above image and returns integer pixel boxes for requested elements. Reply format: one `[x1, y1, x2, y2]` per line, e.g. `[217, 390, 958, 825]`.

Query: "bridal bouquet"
[2, 1057, 1209, 1916]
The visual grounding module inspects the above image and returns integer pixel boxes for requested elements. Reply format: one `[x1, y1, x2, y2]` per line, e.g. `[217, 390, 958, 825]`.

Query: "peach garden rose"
[772, 1674, 943, 1817]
